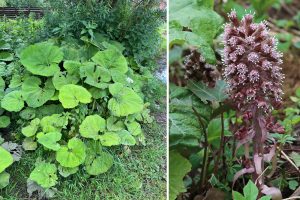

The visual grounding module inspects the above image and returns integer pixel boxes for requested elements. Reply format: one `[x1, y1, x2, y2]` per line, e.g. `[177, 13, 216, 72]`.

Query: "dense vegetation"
[169, 0, 300, 199]
[0, 0, 166, 199]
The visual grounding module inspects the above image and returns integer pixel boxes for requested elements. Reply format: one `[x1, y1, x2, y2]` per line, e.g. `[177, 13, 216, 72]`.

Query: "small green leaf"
[22, 137, 37, 151]
[21, 118, 40, 137]
[243, 180, 258, 200]
[59, 84, 92, 108]
[79, 115, 106, 140]
[116, 130, 136, 146]
[99, 132, 121, 146]
[58, 165, 78, 178]
[37, 132, 62, 151]
[126, 121, 143, 136]
[259, 196, 272, 200]
[40, 114, 68, 133]
[0, 52, 13, 62]
[1, 91, 24, 112]
[288, 180, 299, 190]
[107, 116, 125, 131]
[29, 162, 57, 188]
[0, 116, 10, 128]
[0, 171, 10, 189]
[56, 138, 86, 168]
[0, 146, 13, 173]
[187, 80, 228, 103]
[233, 191, 245, 200]
[290, 152, 300, 167]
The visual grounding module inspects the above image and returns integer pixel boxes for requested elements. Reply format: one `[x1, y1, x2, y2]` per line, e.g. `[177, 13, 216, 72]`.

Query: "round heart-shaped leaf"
[22, 76, 55, 108]
[37, 132, 62, 151]
[58, 84, 92, 108]
[91, 48, 128, 74]
[108, 83, 143, 117]
[99, 132, 121, 146]
[126, 121, 143, 136]
[80, 62, 111, 89]
[20, 42, 63, 77]
[52, 71, 80, 90]
[1, 91, 24, 112]
[21, 118, 40, 137]
[79, 115, 106, 140]
[29, 162, 57, 188]
[56, 138, 86, 168]
[85, 152, 113, 175]
[0, 171, 10, 189]
[116, 130, 136, 146]
[0, 116, 10, 128]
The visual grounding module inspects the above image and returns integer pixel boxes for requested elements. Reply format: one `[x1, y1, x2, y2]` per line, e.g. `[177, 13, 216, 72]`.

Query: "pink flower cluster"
[224, 11, 285, 198]
[223, 11, 284, 113]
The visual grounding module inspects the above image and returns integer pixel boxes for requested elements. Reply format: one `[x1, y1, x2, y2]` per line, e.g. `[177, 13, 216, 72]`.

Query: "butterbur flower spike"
[223, 10, 284, 199]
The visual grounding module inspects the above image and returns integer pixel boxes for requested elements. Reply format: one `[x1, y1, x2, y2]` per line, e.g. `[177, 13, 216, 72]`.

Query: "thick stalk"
[213, 112, 225, 175]
[252, 108, 265, 188]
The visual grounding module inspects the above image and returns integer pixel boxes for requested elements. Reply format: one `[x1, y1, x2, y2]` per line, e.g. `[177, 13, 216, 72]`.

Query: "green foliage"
[29, 162, 58, 189]
[0, 146, 13, 173]
[169, 151, 192, 200]
[233, 180, 271, 200]
[169, 0, 223, 64]
[41, 0, 164, 64]
[0, 116, 10, 128]
[20, 42, 63, 77]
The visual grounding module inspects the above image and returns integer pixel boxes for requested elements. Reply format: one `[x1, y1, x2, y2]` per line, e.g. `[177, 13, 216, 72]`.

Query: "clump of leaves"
[0, 35, 155, 194]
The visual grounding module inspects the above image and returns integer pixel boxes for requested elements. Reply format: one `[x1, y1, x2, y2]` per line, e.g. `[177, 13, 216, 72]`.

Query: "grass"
[0, 118, 166, 200]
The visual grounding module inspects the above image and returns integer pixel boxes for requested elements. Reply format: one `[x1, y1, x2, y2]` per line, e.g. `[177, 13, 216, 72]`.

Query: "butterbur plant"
[223, 11, 285, 199]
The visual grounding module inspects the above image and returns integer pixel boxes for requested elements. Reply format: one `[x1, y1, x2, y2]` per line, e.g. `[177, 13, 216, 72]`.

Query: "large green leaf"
[22, 76, 55, 108]
[59, 84, 92, 108]
[56, 138, 86, 168]
[52, 71, 80, 90]
[187, 80, 228, 104]
[37, 132, 62, 151]
[1, 91, 24, 112]
[99, 132, 121, 146]
[108, 83, 143, 117]
[85, 151, 113, 175]
[170, 0, 222, 42]
[290, 152, 300, 167]
[21, 118, 40, 137]
[79, 115, 106, 140]
[92, 48, 128, 74]
[80, 62, 111, 89]
[20, 42, 63, 77]
[169, 30, 216, 64]
[29, 162, 57, 188]
[169, 151, 192, 200]
[169, 112, 201, 147]
[0, 146, 13, 173]
[0, 116, 10, 128]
